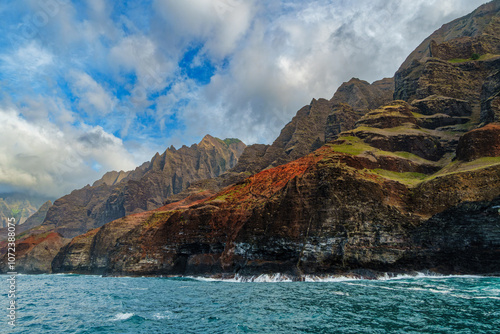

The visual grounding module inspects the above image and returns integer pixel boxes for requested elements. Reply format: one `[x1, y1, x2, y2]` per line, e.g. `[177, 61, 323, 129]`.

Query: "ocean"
[1, 274, 499, 333]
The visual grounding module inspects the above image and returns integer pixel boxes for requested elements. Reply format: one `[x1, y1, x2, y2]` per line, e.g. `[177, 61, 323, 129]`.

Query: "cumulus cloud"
[69, 70, 117, 116]
[0, 107, 136, 198]
[153, 0, 255, 58]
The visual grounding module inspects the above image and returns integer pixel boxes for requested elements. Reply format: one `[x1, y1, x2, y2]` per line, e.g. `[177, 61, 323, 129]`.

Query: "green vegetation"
[448, 53, 499, 63]
[144, 211, 177, 227]
[32, 231, 53, 241]
[15, 230, 53, 241]
[430, 156, 500, 179]
[211, 182, 248, 202]
[411, 112, 425, 118]
[350, 125, 425, 135]
[223, 138, 241, 146]
[329, 136, 372, 155]
[391, 151, 429, 163]
[219, 158, 226, 171]
[329, 136, 434, 165]
[370, 169, 428, 186]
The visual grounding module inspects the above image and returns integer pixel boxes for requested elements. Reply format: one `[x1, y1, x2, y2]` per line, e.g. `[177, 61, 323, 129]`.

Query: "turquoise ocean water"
[1, 274, 499, 333]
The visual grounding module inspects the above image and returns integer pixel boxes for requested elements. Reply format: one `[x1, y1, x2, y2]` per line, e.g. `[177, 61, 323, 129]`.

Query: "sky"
[0, 0, 489, 199]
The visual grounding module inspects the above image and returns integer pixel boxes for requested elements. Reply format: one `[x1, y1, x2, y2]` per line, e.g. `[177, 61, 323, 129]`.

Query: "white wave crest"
[187, 272, 495, 283]
[112, 313, 134, 321]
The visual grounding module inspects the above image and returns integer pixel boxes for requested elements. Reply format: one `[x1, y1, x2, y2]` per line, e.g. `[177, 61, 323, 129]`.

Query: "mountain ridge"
[21, 135, 245, 239]
[4, 1, 500, 276]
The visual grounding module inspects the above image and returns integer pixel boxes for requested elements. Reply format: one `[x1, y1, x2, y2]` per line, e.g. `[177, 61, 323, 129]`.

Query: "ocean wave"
[186, 272, 496, 283]
[111, 313, 134, 321]
[152, 311, 175, 320]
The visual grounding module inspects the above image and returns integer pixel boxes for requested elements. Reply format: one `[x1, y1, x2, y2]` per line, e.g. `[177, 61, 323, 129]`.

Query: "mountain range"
[3, 1, 500, 278]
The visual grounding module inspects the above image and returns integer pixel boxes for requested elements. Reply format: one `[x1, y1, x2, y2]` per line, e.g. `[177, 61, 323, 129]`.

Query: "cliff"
[30, 135, 245, 239]
[51, 99, 500, 276]
[9, 2, 500, 277]
[394, 1, 500, 126]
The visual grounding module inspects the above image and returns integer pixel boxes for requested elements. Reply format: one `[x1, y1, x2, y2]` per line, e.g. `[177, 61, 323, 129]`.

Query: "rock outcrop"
[456, 123, 500, 161]
[411, 196, 500, 274]
[398, 1, 500, 70]
[344, 101, 445, 161]
[481, 69, 500, 123]
[31, 135, 245, 238]
[330, 78, 394, 113]
[14, 232, 70, 274]
[411, 95, 472, 117]
[395, 1, 500, 128]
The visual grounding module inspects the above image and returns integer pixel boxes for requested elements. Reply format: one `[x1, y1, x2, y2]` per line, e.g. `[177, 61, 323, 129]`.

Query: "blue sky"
[0, 0, 489, 198]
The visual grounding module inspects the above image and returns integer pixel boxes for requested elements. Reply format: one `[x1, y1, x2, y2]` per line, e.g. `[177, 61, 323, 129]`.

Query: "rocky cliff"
[395, 1, 500, 126]
[31, 135, 245, 239]
[50, 98, 500, 277]
[10, 2, 500, 277]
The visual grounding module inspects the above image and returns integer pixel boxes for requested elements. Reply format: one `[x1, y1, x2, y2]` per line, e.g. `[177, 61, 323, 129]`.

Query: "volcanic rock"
[411, 95, 472, 117]
[481, 68, 500, 123]
[51, 144, 500, 276]
[398, 1, 500, 70]
[411, 196, 500, 273]
[35, 135, 245, 238]
[330, 77, 394, 112]
[12, 232, 70, 274]
[456, 123, 500, 161]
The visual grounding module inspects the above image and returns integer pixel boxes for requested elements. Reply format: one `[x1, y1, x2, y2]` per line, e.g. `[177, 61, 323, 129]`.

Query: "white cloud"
[153, 0, 255, 58]
[19, 95, 75, 126]
[0, 41, 53, 83]
[0, 107, 137, 198]
[69, 70, 117, 115]
[108, 34, 175, 107]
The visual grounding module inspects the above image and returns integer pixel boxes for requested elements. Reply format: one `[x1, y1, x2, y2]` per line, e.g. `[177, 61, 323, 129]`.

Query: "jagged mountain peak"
[330, 77, 394, 112]
[92, 170, 132, 187]
[17, 134, 246, 239]
[399, 0, 500, 71]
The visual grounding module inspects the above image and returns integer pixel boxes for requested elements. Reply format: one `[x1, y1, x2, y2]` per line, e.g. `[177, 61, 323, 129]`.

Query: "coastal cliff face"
[51, 110, 500, 276]
[10, 1, 500, 277]
[33, 135, 245, 239]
